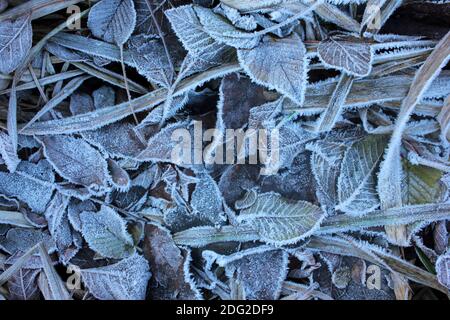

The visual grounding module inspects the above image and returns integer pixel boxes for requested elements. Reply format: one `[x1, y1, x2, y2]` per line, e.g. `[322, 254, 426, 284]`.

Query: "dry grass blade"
[72, 62, 147, 94]
[0, 70, 84, 95]
[19, 63, 242, 135]
[37, 243, 71, 300]
[20, 75, 91, 131]
[0, 0, 83, 22]
[0, 242, 40, 287]
[0, 210, 35, 228]
[316, 3, 360, 33]
[314, 74, 354, 132]
[306, 236, 448, 294]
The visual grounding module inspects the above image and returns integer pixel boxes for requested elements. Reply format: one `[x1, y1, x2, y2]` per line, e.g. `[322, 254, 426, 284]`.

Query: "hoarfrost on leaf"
[165, 5, 232, 63]
[336, 135, 388, 215]
[0, 160, 55, 213]
[204, 247, 289, 299]
[80, 206, 135, 259]
[143, 223, 201, 299]
[80, 253, 151, 300]
[190, 172, 227, 226]
[436, 251, 450, 289]
[0, 15, 32, 74]
[237, 192, 325, 245]
[318, 33, 373, 77]
[39, 135, 109, 190]
[194, 6, 261, 49]
[238, 33, 308, 105]
[88, 0, 137, 46]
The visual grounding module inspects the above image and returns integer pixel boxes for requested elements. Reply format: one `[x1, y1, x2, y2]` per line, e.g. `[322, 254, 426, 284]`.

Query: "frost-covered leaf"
[220, 0, 292, 11]
[143, 223, 201, 300]
[215, 4, 257, 31]
[237, 192, 325, 245]
[248, 98, 283, 130]
[190, 172, 227, 226]
[80, 206, 135, 259]
[0, 228, 56, 255]
[127, 35, 175, 88]
[0, 160, 54, 213]
[194, 6, 261, 49]
[7, 268, 40, 300]
[80, 253, 151, 300]
[307, 135, 353, 212]
[39, 135, 109, 190]
[318, 33, 373, 77]
[0, 210, 33, 228]
[0, 15, 32, 74]
[204, 246, 289, 299]
[260, 152, 316, 202]
[218, 164, 260, 208]
[163, 205, 201, 233]
[137, 121, 191, 165]
[238, 33, 307, 104]
[44, 192, 79, 263]
[88, 0, 136, 46]
[44, 193, 70, 240]
[0, 130, 20, 172]
[165, 5, 233, 63]
[311, 151, 340, 211]
[261, 122, 316, 172]
[107, 159, 131, 191]
[399, 162, 445, 245]
[82, 121, 146, 159]
[93, 85, 116, 109]
[133, 0, 161, 34]
[434, 221, 448, 255]
[436, 251, 450, 289]
[336, 135, 388, 215]
[46, 41, 89, 63]
[67, 199, 96, 233]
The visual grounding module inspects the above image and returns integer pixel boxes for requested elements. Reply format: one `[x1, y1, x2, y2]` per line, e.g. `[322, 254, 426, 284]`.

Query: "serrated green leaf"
[403, 161, 444, 205]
